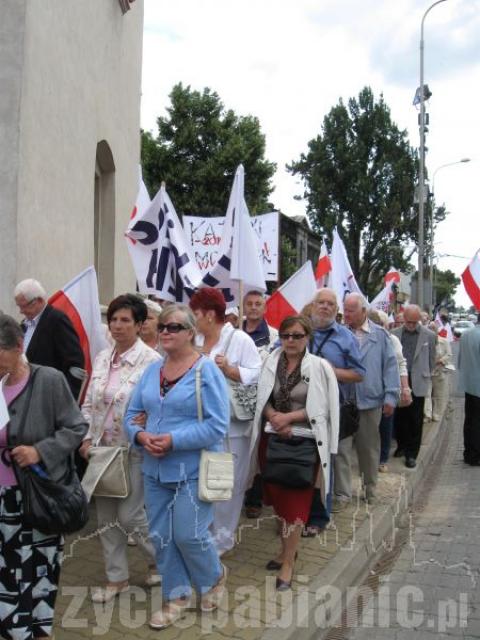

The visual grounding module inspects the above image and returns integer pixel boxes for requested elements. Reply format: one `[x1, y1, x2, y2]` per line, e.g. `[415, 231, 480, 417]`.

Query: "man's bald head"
[403, 305, 421, 332]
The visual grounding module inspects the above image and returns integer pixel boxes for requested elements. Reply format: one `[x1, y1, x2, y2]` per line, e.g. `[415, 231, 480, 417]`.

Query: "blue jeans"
[379, 413, 394, 464]
[144, 475, 222, 601]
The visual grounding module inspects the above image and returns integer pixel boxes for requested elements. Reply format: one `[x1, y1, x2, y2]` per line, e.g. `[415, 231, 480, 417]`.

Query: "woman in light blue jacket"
[124, 304, 229, 630]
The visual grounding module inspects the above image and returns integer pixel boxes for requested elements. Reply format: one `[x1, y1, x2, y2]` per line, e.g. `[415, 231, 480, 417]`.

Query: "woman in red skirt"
[250, 316, 339, 591]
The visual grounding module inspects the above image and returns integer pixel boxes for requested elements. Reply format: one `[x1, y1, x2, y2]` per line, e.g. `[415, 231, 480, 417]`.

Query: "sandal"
[200, 564, 227, 612]
[149, 597, 191, 629]
[91, 582, 129, 603]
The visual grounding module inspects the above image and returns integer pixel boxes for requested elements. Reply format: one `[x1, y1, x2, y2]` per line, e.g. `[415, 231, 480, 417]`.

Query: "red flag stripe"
[315, 255, 332, 280]
[462, 266, 480, 310]
[264, 292, 298, 330]
[49, 290, 92, 374]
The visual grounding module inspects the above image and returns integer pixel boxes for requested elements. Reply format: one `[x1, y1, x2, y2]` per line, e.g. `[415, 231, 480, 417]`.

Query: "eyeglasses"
[279, 333, 307, 341]
[158, 323, 188, 334]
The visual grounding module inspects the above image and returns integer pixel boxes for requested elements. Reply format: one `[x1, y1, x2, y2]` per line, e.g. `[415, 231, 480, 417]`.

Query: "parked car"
[453, 320, 475, 339]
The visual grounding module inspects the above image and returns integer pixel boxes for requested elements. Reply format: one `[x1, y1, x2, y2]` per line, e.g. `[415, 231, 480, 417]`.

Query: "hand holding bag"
[223, 330, 257, 421]
[196, 361, 234, 502]
[14, 368, 89, 536]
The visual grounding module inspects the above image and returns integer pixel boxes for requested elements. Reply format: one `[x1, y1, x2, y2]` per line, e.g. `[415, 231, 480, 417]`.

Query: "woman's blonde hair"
[158, 304, 197, 344]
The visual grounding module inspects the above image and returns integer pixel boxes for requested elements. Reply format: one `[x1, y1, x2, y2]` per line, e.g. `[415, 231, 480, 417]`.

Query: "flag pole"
[238, 280, 244, 326]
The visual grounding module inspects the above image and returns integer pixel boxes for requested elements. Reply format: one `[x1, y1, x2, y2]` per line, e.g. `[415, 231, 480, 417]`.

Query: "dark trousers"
[379, 413, 394, 464]
[394, 393, 425, 459]
[464, 393, 480, 464]
[244, 473, 263, 508]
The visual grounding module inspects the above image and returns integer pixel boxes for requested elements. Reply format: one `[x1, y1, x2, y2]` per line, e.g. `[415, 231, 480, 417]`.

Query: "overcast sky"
[141, 0, 480, 307]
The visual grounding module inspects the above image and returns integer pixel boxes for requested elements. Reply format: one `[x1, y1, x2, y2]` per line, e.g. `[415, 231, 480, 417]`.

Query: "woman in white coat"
[249, 315, 339, 590]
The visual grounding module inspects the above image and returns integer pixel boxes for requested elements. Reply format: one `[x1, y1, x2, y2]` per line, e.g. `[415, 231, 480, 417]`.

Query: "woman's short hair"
[158, 304, 197, 343]
[0, 315, 24, 350]
[106, 294, 148, 325]
[278, 315, 312, 339]
[189, 288, 226, 323]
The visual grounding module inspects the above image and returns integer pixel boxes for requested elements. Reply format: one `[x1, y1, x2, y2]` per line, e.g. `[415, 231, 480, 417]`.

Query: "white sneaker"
[145, 572, 161, 587]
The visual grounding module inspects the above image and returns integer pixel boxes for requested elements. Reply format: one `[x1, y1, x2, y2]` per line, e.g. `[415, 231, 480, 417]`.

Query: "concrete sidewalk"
[54, 410, 451, 640]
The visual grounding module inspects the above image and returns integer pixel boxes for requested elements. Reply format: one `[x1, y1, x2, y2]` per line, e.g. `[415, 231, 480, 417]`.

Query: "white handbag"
[81, 445, 130, 501]
[196, 360, 234, 502]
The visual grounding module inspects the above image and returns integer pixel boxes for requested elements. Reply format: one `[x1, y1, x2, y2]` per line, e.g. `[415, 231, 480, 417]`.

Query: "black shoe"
[393, 448, 405, 458]
[245, 506, 262, 519]
[266, 552, 297, 571]
[405, 457, 416, 469]
[275, 577, 292, 591]
[301, 525, 326, 538]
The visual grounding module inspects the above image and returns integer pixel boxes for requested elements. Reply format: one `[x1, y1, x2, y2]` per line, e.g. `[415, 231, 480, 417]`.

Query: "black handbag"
[13, 368, 89, 536]
[339, 402, 360, 440]
[263, 435, 318, 489]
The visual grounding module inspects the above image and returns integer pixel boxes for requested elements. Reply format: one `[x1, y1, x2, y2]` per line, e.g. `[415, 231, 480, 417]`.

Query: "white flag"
[125, 181, 202, 301]
[370, 281, 394, 313]
[329, 228, 363, 311]
[0, 382, 9, 430]
[201, 165, 266, 305]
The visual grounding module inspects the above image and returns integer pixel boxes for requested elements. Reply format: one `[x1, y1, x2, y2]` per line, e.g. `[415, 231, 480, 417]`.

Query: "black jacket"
[23, 305, 85, 399]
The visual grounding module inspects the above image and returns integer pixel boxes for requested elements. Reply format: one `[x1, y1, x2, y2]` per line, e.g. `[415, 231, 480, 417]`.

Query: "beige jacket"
[82, 338, 161, 445]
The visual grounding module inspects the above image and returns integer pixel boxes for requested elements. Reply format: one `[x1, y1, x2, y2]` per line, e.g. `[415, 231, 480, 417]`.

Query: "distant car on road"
[453, 320, 475, 339]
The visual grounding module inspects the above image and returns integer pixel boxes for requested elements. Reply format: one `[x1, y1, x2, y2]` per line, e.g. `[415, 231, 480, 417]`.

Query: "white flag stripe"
[281, 261, 317, 311]
[329, 228, 364, 311]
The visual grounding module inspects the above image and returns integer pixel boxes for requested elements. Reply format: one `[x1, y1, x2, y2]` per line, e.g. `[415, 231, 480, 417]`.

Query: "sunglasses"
[279, 333, 307, 340]
[158, 323, 188, 334]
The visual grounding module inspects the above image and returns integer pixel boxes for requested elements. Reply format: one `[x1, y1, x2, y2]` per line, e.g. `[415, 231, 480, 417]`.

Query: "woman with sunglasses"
[124, 304, 229, 629]
[79, 294, 161, 603]
[249, 315, 339, 590]
[189, 288, 262, 555]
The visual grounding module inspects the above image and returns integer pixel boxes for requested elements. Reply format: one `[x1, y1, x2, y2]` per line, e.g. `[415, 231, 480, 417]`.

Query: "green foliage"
[288, 86, 432, 297]
[280, 236, 298, 283]
[141, 83, 276, 216]
[433, 267, 460, 306]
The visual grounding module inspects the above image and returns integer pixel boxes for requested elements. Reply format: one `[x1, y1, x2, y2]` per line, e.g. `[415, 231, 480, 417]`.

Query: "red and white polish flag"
[462, 250, 480, 311]
[265, 261, 317, 329]
[434, 311, 454, 342]
[49, 266, 108, 375]
[315, 239, 332, 288]
[384, 267, 400, 285]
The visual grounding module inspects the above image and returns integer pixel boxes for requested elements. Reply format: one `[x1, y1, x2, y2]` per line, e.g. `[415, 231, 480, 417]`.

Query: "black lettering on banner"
[146, 248, 158, 288]
[129, 221, 158, 246]
[155, 245, 172, 292]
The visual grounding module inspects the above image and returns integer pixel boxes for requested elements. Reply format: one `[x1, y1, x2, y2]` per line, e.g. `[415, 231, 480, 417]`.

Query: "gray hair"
[0, 315, 24, 350]
[158, 304, 197, 343]
[144, 299, 163, 316]
[14, 278, 46, 301]
[345, 292, 368, 310]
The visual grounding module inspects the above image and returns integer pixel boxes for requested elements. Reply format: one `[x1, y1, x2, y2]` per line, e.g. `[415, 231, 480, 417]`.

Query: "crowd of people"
[0, 277, 460, 637]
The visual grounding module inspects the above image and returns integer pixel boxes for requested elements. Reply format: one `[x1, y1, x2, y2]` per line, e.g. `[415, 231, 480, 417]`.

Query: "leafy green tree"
[288, 87, 447, 297]
[141, 83, 276, 216]
[433, 267, 460, 306]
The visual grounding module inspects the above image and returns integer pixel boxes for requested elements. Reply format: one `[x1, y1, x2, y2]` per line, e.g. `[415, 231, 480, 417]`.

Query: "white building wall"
[0, 0, 143, 314]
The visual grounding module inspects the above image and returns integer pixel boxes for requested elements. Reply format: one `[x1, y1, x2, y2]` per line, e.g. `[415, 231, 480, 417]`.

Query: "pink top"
[1, 375, 30, 487]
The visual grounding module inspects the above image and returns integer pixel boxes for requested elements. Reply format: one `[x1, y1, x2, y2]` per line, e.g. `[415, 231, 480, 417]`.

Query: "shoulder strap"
[195, 359, 204, 422]
[195, 357, 231, 452]
[222, 328, 237, 357]
[15, 367, 40, 442]
[311, 328, 334, 357]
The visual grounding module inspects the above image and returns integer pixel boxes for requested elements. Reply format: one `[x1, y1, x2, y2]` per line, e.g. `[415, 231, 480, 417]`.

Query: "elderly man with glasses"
[14, 278, 84, 398]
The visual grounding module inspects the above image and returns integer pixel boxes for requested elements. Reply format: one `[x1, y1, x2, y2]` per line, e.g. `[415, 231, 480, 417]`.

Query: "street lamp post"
[429, 158, 471, 312]
[418, 0, 448, 310]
